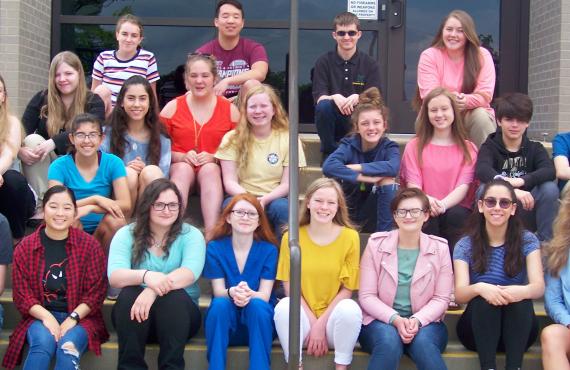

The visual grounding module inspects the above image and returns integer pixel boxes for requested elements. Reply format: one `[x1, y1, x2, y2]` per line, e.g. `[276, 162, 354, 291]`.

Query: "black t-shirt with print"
[41, 229, 68, 312]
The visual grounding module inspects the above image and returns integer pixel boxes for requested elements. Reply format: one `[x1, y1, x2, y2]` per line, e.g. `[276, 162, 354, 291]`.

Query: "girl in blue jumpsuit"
[204, 193, 279, 370]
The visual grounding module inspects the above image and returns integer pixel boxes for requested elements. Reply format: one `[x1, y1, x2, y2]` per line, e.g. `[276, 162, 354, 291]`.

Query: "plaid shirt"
[3, 226, 109, 369]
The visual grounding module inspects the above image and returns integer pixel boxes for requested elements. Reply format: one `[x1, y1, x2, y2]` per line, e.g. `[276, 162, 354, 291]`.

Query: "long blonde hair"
[544, 193, 570, 277]
[220, 84, 288, 176]
[0, 75, 9, 148]
[0, 74, 22, 155]
[299, 178, 354, 228]
[42, 51, 88, 137]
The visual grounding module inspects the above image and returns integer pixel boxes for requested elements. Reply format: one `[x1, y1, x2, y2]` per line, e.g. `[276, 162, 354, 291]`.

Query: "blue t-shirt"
[204, 236, 278, 305]
[553, 132, 570, 191]
[108, 223, 206, 304]
[48, 151, 126, 232]
[453, 231, 540, 285]
[100, 128, 172, 176]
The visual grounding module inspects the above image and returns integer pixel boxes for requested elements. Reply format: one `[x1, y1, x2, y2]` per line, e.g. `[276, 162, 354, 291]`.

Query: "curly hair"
[219, 84, 289, 177]
[415, 87, 473, 166]
[107, 75, 165, 166]
[544, 192, 570, 277]
[209, 193, 278, 246]
[350, 87, 389, 134]
[466, 179, 524, 277]
[131, 179, 185, 266]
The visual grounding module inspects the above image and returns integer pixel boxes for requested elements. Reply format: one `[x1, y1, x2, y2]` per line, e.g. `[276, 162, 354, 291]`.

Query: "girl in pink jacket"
[359, 187, 453, 370]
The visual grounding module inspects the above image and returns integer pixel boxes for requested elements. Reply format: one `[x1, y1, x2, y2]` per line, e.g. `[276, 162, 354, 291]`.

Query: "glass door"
[383, 0, 502, 133]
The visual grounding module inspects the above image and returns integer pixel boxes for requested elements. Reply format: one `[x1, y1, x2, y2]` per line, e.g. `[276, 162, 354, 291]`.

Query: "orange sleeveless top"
[161, 94, 236, 154]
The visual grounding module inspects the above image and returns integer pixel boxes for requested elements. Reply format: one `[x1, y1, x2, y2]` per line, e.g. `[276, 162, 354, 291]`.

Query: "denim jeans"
[23, 310, 88, 370]
[341, 182, 398, 232]
[223, 196, 288, 240]
[376, 184, 399, 231]
[314, 99, 351, 156]
[359, 320, 448, 370]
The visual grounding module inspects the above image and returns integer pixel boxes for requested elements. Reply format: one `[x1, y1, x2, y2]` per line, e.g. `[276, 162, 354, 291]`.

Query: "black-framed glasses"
[152, 202, 181, 211]
[335, 30, 358, 37]
[393, 208, 426, 218]
[73, 132, 101, 141]
[231, 209, 259, 219]
[482, 197, 514, 209]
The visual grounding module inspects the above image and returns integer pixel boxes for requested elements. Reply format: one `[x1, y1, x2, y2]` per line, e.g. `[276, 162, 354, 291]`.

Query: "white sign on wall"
[347, 0, 378, 20]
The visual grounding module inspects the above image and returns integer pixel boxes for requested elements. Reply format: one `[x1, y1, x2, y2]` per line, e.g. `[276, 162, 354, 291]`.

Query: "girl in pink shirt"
[416, 10, 496, 147]
[401, 87, 477, 250]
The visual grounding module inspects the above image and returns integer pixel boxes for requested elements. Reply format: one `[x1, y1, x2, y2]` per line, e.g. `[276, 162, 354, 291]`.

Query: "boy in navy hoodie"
[476, 92, 558, 241]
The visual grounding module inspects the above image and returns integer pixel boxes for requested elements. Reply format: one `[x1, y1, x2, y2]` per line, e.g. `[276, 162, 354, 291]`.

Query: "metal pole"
[287, 0, 301, 368]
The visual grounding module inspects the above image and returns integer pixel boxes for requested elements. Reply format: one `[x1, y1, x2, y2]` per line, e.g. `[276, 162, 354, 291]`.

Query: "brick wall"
[528, 0, 570, 139]
[0, 0, 50, 117]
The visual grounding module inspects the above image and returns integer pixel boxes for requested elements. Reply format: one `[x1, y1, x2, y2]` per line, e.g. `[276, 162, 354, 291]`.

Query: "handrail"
[287, 0, 302, 369]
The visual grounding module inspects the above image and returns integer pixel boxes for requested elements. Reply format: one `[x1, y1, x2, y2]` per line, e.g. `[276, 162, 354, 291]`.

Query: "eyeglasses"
[152, 202, 181, 211]
[482, 197, 514, 209]
[335, 30, 358, 37]
[231, 209, 259, 219]
[73, 132, 100, 141]
[393, 208, 426, 218]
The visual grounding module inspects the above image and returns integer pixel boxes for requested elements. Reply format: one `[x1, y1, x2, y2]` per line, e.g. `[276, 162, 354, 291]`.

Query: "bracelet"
[227, 286, 233, 299]
[142, 270, 150, 284]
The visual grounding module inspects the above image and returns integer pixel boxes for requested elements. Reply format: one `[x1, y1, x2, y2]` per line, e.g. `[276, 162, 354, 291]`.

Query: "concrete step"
[0, 332, 544, 370]
[0, 289, 551, 344]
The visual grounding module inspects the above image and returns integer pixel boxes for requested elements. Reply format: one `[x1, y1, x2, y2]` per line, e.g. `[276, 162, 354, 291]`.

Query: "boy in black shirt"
[476, 92, 558, 241]
[312, 12, 382, 160]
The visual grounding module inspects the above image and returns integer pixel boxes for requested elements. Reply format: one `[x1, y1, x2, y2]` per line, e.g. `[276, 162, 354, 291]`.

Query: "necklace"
[193, 117, 205, 149]
[150, 237, 164, 250]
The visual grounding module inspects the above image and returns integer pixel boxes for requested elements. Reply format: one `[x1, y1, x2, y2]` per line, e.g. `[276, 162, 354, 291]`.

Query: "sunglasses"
[335, 30, 358, 37]
[482, 197, 514, 209]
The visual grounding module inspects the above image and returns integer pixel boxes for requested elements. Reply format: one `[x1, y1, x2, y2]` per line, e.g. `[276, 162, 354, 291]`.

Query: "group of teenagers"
[1, 1, 570, 370]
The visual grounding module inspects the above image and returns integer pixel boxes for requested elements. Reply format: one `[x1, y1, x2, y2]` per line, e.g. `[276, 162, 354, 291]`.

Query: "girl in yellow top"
[274, 178, 362, 370]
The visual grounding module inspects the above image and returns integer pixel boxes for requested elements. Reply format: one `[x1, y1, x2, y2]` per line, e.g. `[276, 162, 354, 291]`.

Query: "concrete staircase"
[0, 133, 551, 369]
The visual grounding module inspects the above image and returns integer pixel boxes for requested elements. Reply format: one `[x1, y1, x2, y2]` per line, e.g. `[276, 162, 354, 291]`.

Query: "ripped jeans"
[23, 310, 88, 370]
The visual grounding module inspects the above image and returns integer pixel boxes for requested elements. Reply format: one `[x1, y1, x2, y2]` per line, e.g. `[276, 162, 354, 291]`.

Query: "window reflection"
[62, 23, 377, 123]
[61, 0, 214, 17]
[404, 0, 500, 100]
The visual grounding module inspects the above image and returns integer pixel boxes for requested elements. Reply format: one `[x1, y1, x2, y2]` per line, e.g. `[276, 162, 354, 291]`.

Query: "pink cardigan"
[359, 230, 453, 327]
[417, 46, 495, 115]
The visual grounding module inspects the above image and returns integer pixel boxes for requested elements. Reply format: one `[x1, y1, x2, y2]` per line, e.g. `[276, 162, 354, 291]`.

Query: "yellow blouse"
[277, 226, 360, 317]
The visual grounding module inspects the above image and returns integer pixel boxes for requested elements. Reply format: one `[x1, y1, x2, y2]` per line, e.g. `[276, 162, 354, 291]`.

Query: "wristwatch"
[69, 311, 80, 322]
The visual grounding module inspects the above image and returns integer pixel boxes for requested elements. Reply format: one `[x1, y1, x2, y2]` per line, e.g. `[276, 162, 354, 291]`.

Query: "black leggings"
[112, 286, 202, 370]
[422, 205, 470, 252]
[456, 296, 538, 370]
[0, 170, 35, 238]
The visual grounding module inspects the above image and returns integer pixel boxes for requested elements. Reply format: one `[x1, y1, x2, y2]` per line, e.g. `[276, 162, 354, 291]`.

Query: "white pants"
[22, 133, 56, 201]
[273, 297, 362, 365]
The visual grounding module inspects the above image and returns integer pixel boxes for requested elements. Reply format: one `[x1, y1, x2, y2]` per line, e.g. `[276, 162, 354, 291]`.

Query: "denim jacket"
[545, 257, 570, 326]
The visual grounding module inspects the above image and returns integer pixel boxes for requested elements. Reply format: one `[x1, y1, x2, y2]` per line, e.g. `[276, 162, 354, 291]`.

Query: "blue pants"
[315, 99, 351, 156]
[23, 310, 88, 370]
[359, 320, 448, 370]
[205, 297, 275, 370]
[223, 196, 288, 240]
[343, 182, 398, 232]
